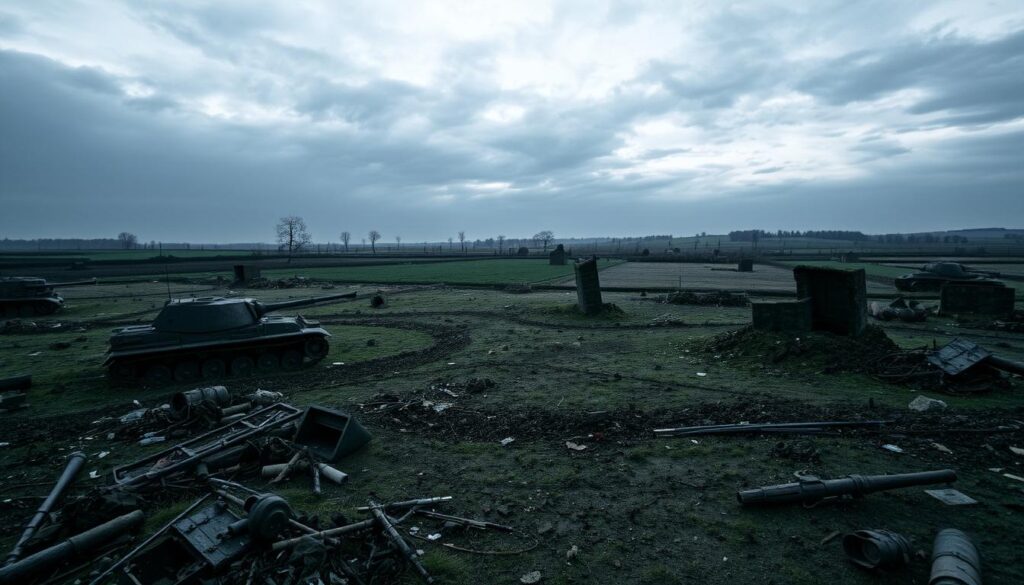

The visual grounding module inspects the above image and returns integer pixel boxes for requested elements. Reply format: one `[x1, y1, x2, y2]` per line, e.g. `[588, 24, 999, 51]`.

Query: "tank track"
[1, 300, 61, 318]
[106, 333, 330, 385]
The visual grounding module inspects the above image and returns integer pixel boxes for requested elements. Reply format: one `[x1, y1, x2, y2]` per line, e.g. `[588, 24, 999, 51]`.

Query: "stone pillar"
[549, 244, 566, 265]
[793, 265, 867, 336]
[233, 264, 261, 283]
[574, 257, 603, 315]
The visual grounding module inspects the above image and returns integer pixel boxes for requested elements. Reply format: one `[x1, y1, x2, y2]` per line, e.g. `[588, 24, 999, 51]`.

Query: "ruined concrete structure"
[233, 264, 261, 283]
[751, 298, 812, 332]
[549, 244, 566, 266]
[737, 259, 754, 272]
[940, 283, 1016, 316]
[793, 265, 867, 336]
[573, 257, 603, 315]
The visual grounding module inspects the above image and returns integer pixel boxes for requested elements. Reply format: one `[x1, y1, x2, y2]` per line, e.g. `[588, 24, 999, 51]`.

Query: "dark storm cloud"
[1, 1, 1023, 241]
[800, 29, 1024, 125]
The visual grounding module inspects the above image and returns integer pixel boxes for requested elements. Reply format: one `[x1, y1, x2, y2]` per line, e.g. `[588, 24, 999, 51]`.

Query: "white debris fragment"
[881, 444, 904, 453]
[97, 451, 110, 459]
[1010, 446, 1024, 457]
[696, 372, 707, 377]
[88, 470, 100, 479]
[427, 533, 442, 541]
[566, 545, 579, 560]
[931, 442, 953, 454]
[909, 395, 947, 412]
[500, 437, 515, 446]
[565, 441, 587, 451]
[1005, 473, 1024, 483]
[520, 571, 542, 584]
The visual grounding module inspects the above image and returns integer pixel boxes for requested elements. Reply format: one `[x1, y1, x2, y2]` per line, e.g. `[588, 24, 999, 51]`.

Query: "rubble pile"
[700, 325, 899, 374]
[0, 388, 514, 585]
[663, 290, 749, 307]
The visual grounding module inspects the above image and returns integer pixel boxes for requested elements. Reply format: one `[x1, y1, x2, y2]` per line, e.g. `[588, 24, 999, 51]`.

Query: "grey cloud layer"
[1, 2, 1023, 241]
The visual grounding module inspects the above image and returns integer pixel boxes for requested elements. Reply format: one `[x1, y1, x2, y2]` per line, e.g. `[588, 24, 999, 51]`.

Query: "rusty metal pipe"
[3, 451, 87, 566]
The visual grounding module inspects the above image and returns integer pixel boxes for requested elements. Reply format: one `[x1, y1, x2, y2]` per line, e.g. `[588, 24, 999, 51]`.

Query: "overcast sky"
[1, 1, 1022, 243]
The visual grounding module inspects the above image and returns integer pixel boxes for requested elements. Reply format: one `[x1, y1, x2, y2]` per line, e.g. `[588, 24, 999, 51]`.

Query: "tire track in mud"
[317, 309, 747, 331]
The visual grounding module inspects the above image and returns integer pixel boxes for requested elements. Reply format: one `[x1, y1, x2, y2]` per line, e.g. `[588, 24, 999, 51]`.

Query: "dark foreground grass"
[0, 284, 1021, 584]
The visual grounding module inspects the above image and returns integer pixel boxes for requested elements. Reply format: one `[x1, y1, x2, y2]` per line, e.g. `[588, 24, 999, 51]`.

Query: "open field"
[560, 261, 895, 292]
[1, 275, 1022, 585]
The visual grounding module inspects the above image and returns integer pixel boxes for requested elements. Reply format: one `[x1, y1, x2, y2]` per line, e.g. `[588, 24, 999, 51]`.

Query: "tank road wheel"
[201, 358, 227, 379]
[230, 356, 256, 377]
[174, 360, 201, 383]
[257, 352, 280, 372]
[145, 365, 173, 385]
[34, 302, 58, 316]
[108, 363, 136, 383]
[281, 349, 303, 371]
[304, 338, 329, 361]
[18, 305, 34, 318]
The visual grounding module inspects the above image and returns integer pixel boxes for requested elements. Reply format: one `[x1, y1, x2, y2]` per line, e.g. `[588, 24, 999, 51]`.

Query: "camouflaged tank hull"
[104, 293, 355, 385]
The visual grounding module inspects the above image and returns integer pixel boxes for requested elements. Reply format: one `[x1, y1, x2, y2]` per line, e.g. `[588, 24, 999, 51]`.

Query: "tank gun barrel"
[254, 291, 356, 316]
[47, 278, 97, 287]
[737, 469, 956, 506]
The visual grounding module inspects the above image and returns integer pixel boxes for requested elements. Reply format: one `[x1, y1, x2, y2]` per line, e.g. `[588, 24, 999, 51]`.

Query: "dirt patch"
[697, 325, 899, 374]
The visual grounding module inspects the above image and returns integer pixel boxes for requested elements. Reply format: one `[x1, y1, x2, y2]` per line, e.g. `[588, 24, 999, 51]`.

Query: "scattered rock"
[520, 570, 542, 584]
[909, 395, 948, 412]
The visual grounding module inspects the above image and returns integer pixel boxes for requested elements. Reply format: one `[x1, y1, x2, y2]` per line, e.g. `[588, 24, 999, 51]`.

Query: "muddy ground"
[0, 284, 1022, 584]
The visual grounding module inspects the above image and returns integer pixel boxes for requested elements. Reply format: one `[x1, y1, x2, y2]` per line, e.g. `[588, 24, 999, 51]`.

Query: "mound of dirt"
[699, 325, 899, 374]
[663, 290, 749, 307]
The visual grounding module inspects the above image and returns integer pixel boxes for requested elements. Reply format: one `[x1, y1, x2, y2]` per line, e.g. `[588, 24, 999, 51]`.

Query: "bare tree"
[395, 235, 401, 250]
[340, 231, 351, 252]
[117, 232, 138, 250]
[368, 230, 381, 254]
[458, 231, 466, 253]
[497, 235, 505, 254]
[533, 230, 554, 251]
[276, 216, 312, 260]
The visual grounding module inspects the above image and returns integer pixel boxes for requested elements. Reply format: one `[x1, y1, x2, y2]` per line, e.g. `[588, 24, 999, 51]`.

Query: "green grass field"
[779, 259, 909, 279]
[255, 258, 621, 285]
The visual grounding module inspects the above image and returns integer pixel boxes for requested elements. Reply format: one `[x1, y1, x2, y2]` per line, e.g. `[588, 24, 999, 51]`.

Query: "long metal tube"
[4, 451, 87, 566]
[254, 292, 357, 316]
[0, 510, 143, 585]
[737, 469, 957, 506]
[654, 420, 891, 437]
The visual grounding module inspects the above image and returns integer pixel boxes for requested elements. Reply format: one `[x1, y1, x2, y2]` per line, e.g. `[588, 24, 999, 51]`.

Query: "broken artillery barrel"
[4, 451, 87, 566]
[252, 291, 357, 317]
[930, 529, 981, 585]
[0, 510, 144, 585]
[737, 469, 957, 506]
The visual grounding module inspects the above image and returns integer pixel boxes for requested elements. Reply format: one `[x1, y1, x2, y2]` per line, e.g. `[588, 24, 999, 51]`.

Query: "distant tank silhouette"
[0, 277, 96, 317]
[894, 262, 1002, 292]
[104, 292, 355, 384]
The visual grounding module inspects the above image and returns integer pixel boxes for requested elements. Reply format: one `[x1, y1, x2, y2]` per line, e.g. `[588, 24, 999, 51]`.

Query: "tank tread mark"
[107, 336, 330, 386]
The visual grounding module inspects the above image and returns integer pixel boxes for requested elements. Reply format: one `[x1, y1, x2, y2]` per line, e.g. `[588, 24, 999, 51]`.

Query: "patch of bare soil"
[699, 325, 899, 373]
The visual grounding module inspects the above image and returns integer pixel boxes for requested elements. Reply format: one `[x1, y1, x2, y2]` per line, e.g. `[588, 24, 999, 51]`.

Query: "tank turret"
[895, 262, 1003, 292]
[105, 291, 356, 385]
[0, 277, 97, 317]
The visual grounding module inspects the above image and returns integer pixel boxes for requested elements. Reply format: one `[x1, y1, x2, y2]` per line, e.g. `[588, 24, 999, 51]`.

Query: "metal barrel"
[3, 451, 87, 566]
[170, 385, 231, 418]
[0, 510, 144, 585]
[929, 529, 981, 585]
[253, 291, 357, 316]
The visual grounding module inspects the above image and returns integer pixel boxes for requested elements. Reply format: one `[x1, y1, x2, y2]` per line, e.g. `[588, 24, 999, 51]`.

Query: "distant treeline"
[728, 230, 869, 242]
[0, 238, 259, 251]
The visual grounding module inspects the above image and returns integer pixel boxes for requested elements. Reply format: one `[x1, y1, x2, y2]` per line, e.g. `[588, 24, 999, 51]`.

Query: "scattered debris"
[663, 290, 749, 307]
[520, 570, 542, 584]
[909, 396, 948, 412]
[869, 296, 930, 322]
[924, 489, 978, 506]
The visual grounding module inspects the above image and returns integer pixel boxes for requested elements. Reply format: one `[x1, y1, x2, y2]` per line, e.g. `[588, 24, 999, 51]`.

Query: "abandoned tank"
[104, 291, 356, 384]
[0, 277, 96, 317]
[894, 262, 1002, 292]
